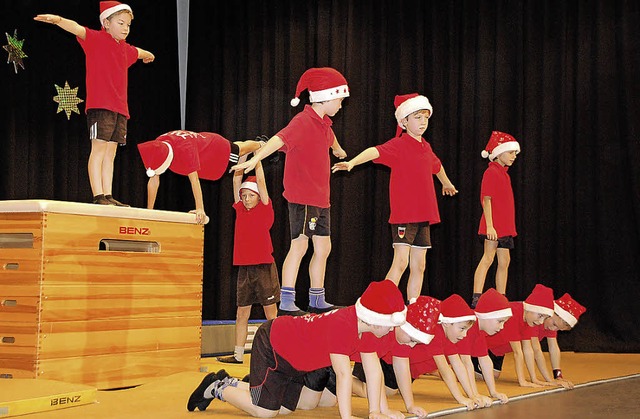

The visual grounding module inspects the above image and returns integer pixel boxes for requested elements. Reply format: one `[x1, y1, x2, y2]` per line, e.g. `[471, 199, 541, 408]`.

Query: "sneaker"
[217, 355, 243, 364]
[241, 374, 250, 383]
[277, 308, 309, 317]
[214, 376, 240, 401]
[186, 369, 229, 412]
[307, 305, 343, 314]
[105, 196, 130, 207]
[93, 195, 114, 205]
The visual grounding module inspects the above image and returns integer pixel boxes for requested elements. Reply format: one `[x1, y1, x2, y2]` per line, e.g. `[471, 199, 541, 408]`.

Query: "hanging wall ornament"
[53, 81, 84, 120]
[3, 29, 28, 73]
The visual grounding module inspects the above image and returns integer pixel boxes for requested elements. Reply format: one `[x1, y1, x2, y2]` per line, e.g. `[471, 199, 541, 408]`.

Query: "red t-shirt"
[408, 326, 457, 379]
[276, 105, 335, 208]
[374, 134, 442, 224]
[455, 322, 489, 358]
[478, 161, 516, 237]
[270, 306, 363, 371]
[155, 131, 231, 180]
[351, 330, 412, 364]
[484, 302, 536, 356]
[233, 200, 275, 265]
[77, 28, 139, 118]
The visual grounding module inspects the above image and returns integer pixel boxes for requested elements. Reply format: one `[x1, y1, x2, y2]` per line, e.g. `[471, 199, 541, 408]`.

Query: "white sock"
[234, 346, 245, 362]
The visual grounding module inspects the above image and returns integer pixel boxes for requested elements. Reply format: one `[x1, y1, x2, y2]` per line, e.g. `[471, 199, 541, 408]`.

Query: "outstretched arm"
[231, 135, 284, 174]
[34, 15, 86, 39]
[332, 147, 380, 173]
[136, 47, 155, 63]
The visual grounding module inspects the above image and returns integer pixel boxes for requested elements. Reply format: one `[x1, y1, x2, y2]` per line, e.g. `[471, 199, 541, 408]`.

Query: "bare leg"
[281, 236, 309, 289]
[296, 387, 323, 410]
[494, 248, 511, 294]
[263, 303, 277, 320]
[407, 247, 428, 301]
[235, 305, 251, 348]
[309, 235, 331, 289]
[88, 139, 109, 196]
[473, 240, 498, 294]
[100, 141, 118, 196]
[385, 244, 410, 285]
[221, 386, 278, 417]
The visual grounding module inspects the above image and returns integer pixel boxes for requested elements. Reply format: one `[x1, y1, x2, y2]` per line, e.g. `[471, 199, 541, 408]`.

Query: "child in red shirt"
[471, 131, 521, 307]
[216, 159, 280, 365]
[232, 68, 349, 315]
[35, 2, 154, 207]
[137, 130, 263, 223]
[332, 94, 457, 301]
[187, 280, 406, 418]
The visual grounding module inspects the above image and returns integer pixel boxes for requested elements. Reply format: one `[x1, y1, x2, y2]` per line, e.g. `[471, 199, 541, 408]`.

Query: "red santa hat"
[400, 296, 440, 344]
[290, 67, 349, 107]
[554, 293, 586, 328]
[481, 131, 520, 161]
[100, 1, 133, 26]
[137, 140, 174, 177]
[439, 294, 477, 324]
[394, 93, 433, 128]
[239, 176, 260, 197]
[523, 284, 555, 317]
[355, 280, 407, 327]
[474, 288, 513, 320]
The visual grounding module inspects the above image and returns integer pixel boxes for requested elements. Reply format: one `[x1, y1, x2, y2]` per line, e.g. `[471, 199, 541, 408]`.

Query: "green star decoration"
[3, 29, 28, 73]
[53, 81, 84, 120]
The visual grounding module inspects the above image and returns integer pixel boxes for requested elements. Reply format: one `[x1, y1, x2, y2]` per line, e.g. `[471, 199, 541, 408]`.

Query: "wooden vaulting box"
[0, 200, 204, 389]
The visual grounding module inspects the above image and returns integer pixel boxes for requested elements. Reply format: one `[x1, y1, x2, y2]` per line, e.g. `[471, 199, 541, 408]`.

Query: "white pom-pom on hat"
[290, 97, 300, 107]
[481, 150, 490, 158]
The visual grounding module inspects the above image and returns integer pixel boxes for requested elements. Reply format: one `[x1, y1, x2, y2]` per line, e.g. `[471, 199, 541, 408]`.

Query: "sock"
[215, 377, 239, 401]
[233, 346, 244, 362]
[309, 287, 333, 309]
[279, 287, 300, 311]
[471, 293, 481, 309]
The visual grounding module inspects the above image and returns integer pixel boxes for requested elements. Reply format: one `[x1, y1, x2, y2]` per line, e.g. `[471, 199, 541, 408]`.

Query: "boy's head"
[523, 284, 555, 326]
[399, 296, 440, 345]
[100, 1, 133, 26]
[394, 93, 433, 137]
[138, 140, 174, 177]
[439, 294, 476, 343]
[481, 131, 520, 162]
[474, 288, 512, 335]
[239, 176, 260, 210]
[289, 67, 349, 107]
[356, 280, 406, 337]
[545, 293, 586, 331]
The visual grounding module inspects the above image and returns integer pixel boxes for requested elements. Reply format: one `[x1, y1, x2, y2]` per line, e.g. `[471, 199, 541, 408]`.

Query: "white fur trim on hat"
[100, 4, 133, 26]
[438, 313, 477, 324]
[239, 181, 260, 197]
[554, 302, 578, 328]
[400, 322, 435, 344]
[146, 141, 173, 177]
[395, 95, 433, 129]
[488, 141, 520, 161]
[308, 85, 350, 103]
[474, 307, 513, 320]
[523, 302, 554, 317]
[355, 298, 407, 327]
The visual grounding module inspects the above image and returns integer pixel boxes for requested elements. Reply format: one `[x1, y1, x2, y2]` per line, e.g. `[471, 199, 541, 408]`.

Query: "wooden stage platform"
[1, 352, 638, 418]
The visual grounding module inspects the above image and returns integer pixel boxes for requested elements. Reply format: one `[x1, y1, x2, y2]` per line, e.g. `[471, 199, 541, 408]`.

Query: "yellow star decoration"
[3, 29, 28, 73]
[53, 81, 84, 120]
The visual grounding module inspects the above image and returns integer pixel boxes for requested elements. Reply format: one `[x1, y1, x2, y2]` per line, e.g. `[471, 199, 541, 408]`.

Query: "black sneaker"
[307, 305, 343, 314]
[186, 369, 229, 412]
[217, 355, 243, 364]
[241, 374, 250, 383]
[277, 308, 309, 317]
[105, 195, 130, 207]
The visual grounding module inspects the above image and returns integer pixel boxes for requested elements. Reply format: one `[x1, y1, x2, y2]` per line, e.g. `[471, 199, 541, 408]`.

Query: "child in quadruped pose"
[471, 131, 521, 308]
[232, 68, 349, 315]
[186, 280, 407, 418]
[333, 93, 457, 302]
[216, 159, 280, 365]
[35, 2, 155, 206]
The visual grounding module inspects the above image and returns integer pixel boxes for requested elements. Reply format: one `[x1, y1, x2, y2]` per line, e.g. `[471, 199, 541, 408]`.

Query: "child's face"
[478, 317, 510, 336]
[495, 150, 518, 167]
[544, 314, 572, 332]
[240, 189, 260, 210]
[441, 321, 474, 343]
[394, 327, 420, 347]
[104, 12, 132, 41]
[402, 109, 431, 138]
[524, 310, 549, 327]
[321, 97, 344, 117]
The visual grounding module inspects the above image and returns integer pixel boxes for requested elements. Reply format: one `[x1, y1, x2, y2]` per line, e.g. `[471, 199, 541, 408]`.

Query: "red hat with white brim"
[99, 1, 133, 26]
[554, 293, 586, 328]
[474, 288, 513, 320]
[355, 280, 407, 327]
[400, 296, 440, 344]
[439, 294, 477, 323]
[290, 67, 349, 107]
[523, 284, 555, 317]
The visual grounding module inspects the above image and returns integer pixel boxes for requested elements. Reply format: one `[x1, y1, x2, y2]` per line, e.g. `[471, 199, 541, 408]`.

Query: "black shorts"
[304, 366, 336, 394]
[225, 142, 240, 173]
[236, 263, 280, 307]
[391, 222, 431, 248]
[478, 235, 515, 249]
[352, 359, 399, 391]
[86, 109, 127, 144]
[471, 350, 504, 375]
[288, 203, 331, 239]
[249, 320, 304, 412]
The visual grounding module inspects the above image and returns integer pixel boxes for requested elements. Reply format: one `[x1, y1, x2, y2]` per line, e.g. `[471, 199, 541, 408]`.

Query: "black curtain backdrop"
[2, 1, 638, 353]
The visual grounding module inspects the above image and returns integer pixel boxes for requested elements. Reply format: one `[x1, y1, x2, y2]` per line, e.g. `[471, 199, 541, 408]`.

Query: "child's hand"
[473, 394, 493, 408]
[332, 161, 353, 173]
[490, 391, 509, 404]
[555, 378, 574, 389]
[459, 397, 477, 410]
[231, 159, 257, 174]
[143, 53, 155, 63]
[442, 183, 458, 196]
[189, 208, 207, 225]
[382, 409, 404, 419]
[406, 405, 428, 418]
[34, 14, 61, 24]
[486, 226, 498, 241]
[333, 147, 347, 159]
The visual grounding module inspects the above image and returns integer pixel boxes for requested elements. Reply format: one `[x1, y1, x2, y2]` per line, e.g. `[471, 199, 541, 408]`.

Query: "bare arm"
[510, 341, 540, 387]
[392, 356, 426, 417]
[530, 337, 555, 383]
[136, 47, 155, 63]
[547, 337, 574, 389]
[34, 14, 86, 39]
[360, 352, 383, 417]
[146, 175, 160, 209]
[434, 355, 475, 410]
[330, 353, 355, 419]
[232, 154, 249, 204]
[435, 166, 458, 196]
[331, 136, 347, 159]
[332, 147, 380, 173]
[231, 135, 284, 174]
[482, 196, 498, 240]
[476, 355, 508, 403]
[187, 172, 206, 225]
[255, 160, 270, 204]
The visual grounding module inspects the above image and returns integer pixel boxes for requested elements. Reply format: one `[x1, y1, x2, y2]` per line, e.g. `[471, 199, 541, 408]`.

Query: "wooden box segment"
[0, 202, 204, 389]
